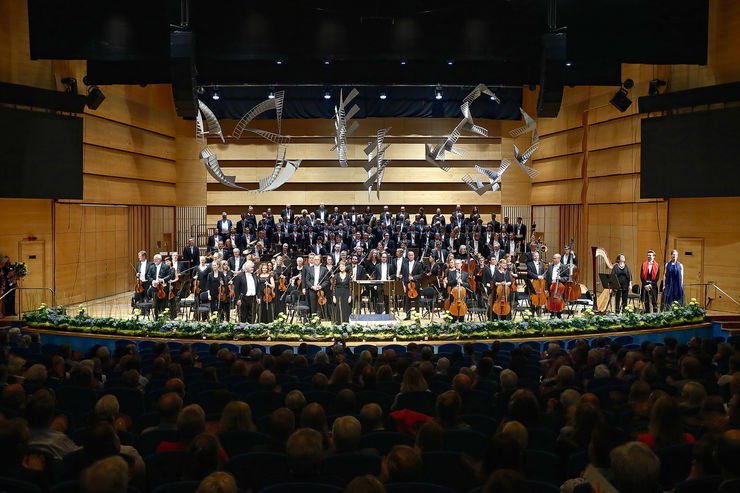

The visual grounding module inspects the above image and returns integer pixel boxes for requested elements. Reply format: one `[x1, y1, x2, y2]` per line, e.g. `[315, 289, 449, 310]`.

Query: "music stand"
[598, 272, 621, 313]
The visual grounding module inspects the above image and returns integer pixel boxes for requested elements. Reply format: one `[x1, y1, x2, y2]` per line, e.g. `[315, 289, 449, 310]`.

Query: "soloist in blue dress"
[663, 261, 684, 307]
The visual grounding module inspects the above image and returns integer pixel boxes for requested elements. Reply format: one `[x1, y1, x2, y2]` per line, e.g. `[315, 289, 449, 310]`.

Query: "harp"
[592, 246, 615, 313]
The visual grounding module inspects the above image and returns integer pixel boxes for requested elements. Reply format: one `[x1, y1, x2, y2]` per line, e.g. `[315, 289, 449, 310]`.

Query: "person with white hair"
[81, 455, 129, 493]
[609, 441, 661, 493]
[232, 260, 259, 323]
[146, 254, 172, 316]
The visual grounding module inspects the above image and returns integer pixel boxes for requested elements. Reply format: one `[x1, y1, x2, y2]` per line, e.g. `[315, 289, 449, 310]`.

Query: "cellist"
[447, 259, 471, 323]
[482, 256, 498, 320]
[546, 254, 568, 318]
[526, 251, 547, 316]
[492, 258, 514, 320]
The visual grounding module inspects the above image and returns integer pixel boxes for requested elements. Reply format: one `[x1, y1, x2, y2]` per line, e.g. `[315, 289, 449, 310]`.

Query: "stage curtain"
[559, 204, 584, 262]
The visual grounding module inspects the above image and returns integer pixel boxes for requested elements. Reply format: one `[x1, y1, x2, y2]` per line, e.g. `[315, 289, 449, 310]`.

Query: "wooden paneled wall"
[197, 117, 505, 227]
[523, 0, 740, 309]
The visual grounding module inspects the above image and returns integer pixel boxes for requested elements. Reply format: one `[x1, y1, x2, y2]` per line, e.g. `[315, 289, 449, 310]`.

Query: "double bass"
[546, 265, 565, 313]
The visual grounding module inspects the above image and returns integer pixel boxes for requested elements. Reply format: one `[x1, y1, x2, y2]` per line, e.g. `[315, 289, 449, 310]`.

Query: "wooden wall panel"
[586, 115, 642, 151]
[587, 174, 642, 204]
[588, 145, 640, 177]
[532, 154, 582, 183]
[531, 181, 582, 205]
[175, 119, 207, 207]
[0, 0, 56, 90]
[84, 116, 176, 160]
[534, 128, 584, 158]
[83, 175, 176, 206]
[84, 145, 177, 183]
[87, 84, 176, 137]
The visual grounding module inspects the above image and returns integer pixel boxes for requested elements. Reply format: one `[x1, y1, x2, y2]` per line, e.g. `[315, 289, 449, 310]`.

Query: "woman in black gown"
[257, 262, 275, 323]
[333, 261, 352, 324]
[492, 258, 514, 320]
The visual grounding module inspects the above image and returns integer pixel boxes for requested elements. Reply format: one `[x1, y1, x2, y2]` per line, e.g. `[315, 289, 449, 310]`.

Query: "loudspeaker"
[536, 33, 565, 118]
[170, 30, 198, 119]
[537, 84, 564, 118]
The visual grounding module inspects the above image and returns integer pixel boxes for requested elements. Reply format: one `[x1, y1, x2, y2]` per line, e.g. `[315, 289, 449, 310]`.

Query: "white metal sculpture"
[513, 142, 540, 178]
[330, 88, 361, 167]
[364, 127, 391, 200]
[461, 159, 511, 195]
[199, 146, 248, 190]
[509, 107, 539, 144]
[232, 91, 285, 139]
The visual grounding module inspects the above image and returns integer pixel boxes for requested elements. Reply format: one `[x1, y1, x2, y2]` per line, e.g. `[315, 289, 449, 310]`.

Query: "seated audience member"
[195, 471, 239, 493]
[183, 433, 225, 481]
[637, 396, 695, 449]
[81, 456, 129, 493]
[331, 415, 363, 453]
[0, 418, 48, 490]
[609, 441, 661, 493]
[26, 389, 79, 459]
[219, 401, 256, 433]
[381, 445, 423, 483]
[345, 475, 386, 493]
[716, 430, 740, 491]
[482, 469, 527, 493]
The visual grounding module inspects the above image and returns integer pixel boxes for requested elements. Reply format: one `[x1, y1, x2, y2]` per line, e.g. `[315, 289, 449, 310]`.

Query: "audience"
[4, 331, 740, 492]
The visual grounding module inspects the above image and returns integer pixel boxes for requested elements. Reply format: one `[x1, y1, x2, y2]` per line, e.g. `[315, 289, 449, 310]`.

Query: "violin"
[317, 289, 327, 306]
[278, 276, 287, 292]
[156, 279, 166, 299]
[192, 278, 200, 295]
[135, 279, 144, 293]
[169, 280, 176, 300]
[228, 281, 236, 300]
[407, 279, 418, 299]
[264, 285, 275, 302]
[492, 278, 511, 318]
[530, 278, 549, 306]
[218, 281, 227, 301]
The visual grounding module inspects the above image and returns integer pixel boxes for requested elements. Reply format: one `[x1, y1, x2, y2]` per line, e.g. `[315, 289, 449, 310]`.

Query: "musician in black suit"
[315, 203, 330, 223]
[281, 204, 295, 223]
[207, 228, 222, 251]
[525, 243, 539, 263]
[182, 239, 200, 270]
[487, 213, 501, 233]
[545, 254, 569, 318]
[228, 248, 247, 272]
[134, 251, 152, 302]
[561, 245, 578, 267]
[396, 206, 410, 224]
[233, 261, 259, 323]
[526, 251, 547, 315]
[469, 233, 490, 259]
[513, 217, 527, 246]
[217, 212, 232, 239]
[401, 251, 424, 320]
[244, 206, 257, 230]
[310, 239, 327, 256]
[147, 254, 173, 316]
[303, 255, 329, 315]
[374, 252, 393, 314]
[481, 256, 498, 300]
[447, 259, 471, 322]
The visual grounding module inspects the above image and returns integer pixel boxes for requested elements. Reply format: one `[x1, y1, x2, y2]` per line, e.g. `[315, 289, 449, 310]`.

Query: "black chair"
[443, 429, 487, 459]
[260, 483, 343, 493]
[526, 427, 558, 451]
[304, 390, 336, 415]
[523, 449, 559, 483]
[145, 451, 187, 490]
[137, 429, 178, 458]
[566, 450, 588, 480]
[227, 453, 289, 492]
[395, 391, 436, 416]
[151, 481, 200, 493]
[385, 483, 454, 493]
[419, 287, 437, 320]
[50, 480, 82, 493]
[321, 453, 381, 484]
[218, 431, 271, 457]
[359, 431, 414, 455]
[421, 451, 477, 493]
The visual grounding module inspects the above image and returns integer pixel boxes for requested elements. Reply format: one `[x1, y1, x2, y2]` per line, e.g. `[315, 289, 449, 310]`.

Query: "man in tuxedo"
[233, 261, 259, 323]
[281, 203, 295, 223]
[331, 244, 343, 266]
[396, 206, 410, 224]
[147, 254, 172, 317]
[450, 204, 465, 225]
[431, 208, 446, 228]
[303, 255, 329, 315]
[401, 250, 424, 320]
[244, 206, 257, 230]
[561, 245, 578, 268]
[217, 212, 232, 239]
[207, 228, 221, 251]
[214, 240, 229, 260]
[392, 248, 406, 282]
[487, 213, 501, 233]
[525, 243, 539, 263]
[514, 217, 527, 246]
[526, 251, 547, 315]
[312, 238, 327, 256]
[431, 242, 449, 266]
[265, 208, 275, 228]
[504, 232, 518, 257]
[481, 256, 498, 301]
[470, 232, 490, 258]
[501, 216, 513, 234]
[490, 243, 504, 264]
[641, 250, 660, 313]
[315, 203, 329, 223]
[447, 259, 471, 322]
[182, 238, 200, 270]
[135, 250, 151, 302]
[374, 252, 393, 314]
[228, 248, 246, 272]
[546, 254, 569, 318]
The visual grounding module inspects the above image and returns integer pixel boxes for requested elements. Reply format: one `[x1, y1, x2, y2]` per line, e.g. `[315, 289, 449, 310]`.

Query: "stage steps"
[710, 314, 740, 335]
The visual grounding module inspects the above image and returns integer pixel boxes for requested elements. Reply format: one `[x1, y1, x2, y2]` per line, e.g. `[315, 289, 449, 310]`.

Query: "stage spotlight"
[268, 89, 275, 99]
[435, 85, 443, 100]
[323, 89, 331, 100]
[400, 59, 407, 66]
[61, 77, 78, 94]
[565, 61, 573, 67]
[86, 86, 106, 110]
[446, 60, 454, 66]
[323, 60, 331, 65]
[276, 59, 283, 65]
[379, 90, 387, 100]
[212, 89, 220, 101]
[609, 79, 634, 112]
[649, 79, 666, 96]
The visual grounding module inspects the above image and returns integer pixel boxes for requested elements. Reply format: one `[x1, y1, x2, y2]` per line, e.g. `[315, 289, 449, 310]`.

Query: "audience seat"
[655, 443, 694, 489]
[321, 453, 382, 483]
[227, 452, 289, 492]
[673, 475, 723, 493]
[137, 429, 178, 458]
[243, 391, 286, 418]
[145, 451, 186, 490]
[0, 477, 41, 493]
[151, 481, 200, 493]
[395, 391, 436, 416]
[443, 429, 486, 459]
[525, 480, 560, 493]
[385, 482, 454, 493]
[260, 483, 343, 493]
[422, 451, 477, 493]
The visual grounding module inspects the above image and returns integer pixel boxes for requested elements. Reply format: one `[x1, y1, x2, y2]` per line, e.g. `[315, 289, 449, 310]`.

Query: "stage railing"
[683, 282, 740, 312]
[0, 287, 55, 315]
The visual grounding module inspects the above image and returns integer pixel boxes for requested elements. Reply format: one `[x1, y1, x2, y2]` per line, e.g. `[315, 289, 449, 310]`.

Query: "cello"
[546, 264, 565, 314]
[449, 270, 468, 318]
[530, 277, 549, 307]
[563, 237, 581, 302]
[492, 276, 511, 318]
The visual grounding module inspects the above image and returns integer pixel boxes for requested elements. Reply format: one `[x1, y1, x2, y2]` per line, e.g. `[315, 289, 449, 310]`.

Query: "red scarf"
[642, 261, 658, 281]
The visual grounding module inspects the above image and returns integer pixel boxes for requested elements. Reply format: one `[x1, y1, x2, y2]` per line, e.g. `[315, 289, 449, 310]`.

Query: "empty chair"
[359, 431, 414, 455]
[115, 339, 136, 348]
[353, 344, 375, 355]
[145, 451, 187, 490]
[523, 449, 559, 483]
[497, 341, 516, 351]
[227, 453, 289, 492]
[166, 341, 183, 352]
[321, 453, 381, 483]
[472, 342, 489, 354]
[218, 431, 271, 457]
[519, 341, 541, 352]
[613, 335, 634, 345]
[190, 342, 210, 353]
[383, 344, 407, 354]
[395, 391, 436, 416]
[138, 340, 157, 351]
[443, 429, 486, 459]
[439, 343, 462, 354]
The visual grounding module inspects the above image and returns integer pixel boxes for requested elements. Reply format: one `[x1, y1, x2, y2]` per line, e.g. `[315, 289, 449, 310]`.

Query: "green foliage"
[22, 302, 706, 341]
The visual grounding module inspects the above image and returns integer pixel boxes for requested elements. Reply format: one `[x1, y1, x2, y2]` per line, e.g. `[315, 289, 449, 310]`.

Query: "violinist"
[193, 256, 210, 318]
[228, 248, 246, 272]
[257, 262, 275, 323]
[546, 254, 568, 318]
[147, 254, 172, 317]
[447, 259, 471, 323]
[526, 251, 547, 316]
[205, 260, 225, 320]
[333, 260, 352, 324]
[134, 251, 151, 303]
[401, 250, 424, 320]
[220, 260, 234, 321]
[325, 255, 337, 317]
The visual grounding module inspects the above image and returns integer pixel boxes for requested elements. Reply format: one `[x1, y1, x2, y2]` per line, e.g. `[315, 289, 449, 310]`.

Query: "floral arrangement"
[12, 261, 28, 278]
[23, 300, 707, 342]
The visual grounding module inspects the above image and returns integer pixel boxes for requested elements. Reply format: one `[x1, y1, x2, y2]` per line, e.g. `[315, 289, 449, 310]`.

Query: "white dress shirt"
[246, 274, 256, 296]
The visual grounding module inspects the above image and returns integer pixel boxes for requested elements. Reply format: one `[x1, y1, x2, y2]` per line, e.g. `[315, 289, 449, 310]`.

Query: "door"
[674, 238, 704, 307]
[18, 240, 49, 314]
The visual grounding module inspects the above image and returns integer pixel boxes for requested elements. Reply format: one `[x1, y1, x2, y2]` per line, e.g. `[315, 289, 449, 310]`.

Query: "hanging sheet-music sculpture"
[330, 88, 361, 168]
[363, 127, 392, 200]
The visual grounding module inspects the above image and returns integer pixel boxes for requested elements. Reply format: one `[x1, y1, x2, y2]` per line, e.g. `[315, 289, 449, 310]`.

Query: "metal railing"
[683, 282, 740, 312]
[0, 287, 55, 316]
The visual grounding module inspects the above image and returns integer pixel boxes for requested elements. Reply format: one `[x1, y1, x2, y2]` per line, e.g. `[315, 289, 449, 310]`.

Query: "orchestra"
[130, 205, 676, 323]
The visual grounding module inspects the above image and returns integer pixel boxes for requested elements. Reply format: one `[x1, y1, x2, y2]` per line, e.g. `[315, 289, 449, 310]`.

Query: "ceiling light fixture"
[323, 89, 331, 100]
[212, 89, 220, 101]
[435, 85, 443, 100]
[379, 90, 387, 100]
